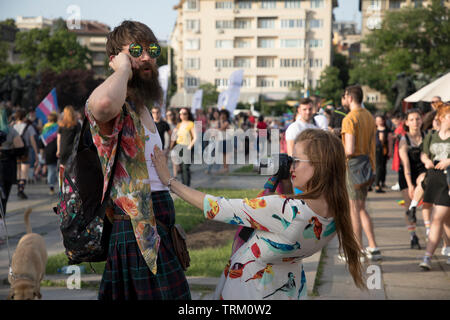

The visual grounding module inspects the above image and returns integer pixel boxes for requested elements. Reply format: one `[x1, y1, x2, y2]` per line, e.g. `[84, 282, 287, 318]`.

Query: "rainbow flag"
[36, 88, 58, 125]
[40, 122, 58, 146]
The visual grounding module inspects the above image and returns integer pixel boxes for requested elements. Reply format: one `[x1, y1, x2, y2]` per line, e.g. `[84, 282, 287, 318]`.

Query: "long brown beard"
[127, 62, 163, 109]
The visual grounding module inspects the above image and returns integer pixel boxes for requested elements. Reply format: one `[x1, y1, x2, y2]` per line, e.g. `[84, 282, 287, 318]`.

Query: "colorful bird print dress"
[203, 194, 336, 300]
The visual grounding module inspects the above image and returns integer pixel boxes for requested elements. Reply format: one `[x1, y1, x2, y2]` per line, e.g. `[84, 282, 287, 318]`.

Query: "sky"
[0, 0, 361, 41]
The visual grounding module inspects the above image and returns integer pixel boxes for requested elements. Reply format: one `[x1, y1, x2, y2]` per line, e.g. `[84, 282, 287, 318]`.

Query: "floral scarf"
[85, 101, 159, 274]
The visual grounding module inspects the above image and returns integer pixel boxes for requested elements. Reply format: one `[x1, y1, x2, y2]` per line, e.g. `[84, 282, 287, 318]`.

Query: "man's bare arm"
[87, 53, 133, 123]
[344, 133, 355, 157]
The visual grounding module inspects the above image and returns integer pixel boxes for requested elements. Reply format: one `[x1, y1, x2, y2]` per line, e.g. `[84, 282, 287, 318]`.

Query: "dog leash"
[0, 187, 14, 278]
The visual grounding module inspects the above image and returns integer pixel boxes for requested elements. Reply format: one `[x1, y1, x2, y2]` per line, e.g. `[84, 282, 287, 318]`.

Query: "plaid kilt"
[98, 190, 191, 300]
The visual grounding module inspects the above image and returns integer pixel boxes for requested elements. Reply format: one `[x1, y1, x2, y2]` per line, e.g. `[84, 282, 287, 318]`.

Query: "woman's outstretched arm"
[152, 145, 205, 209]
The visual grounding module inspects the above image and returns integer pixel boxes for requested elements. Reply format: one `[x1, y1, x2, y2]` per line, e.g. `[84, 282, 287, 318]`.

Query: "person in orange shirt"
[341, 85, 382, 262]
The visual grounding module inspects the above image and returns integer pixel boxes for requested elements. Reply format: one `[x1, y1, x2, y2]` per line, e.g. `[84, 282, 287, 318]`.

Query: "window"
[92, 52, 106, 62]
[216, 1, 233, 9]
[280, 58, 303, 67]
[185, 19, 200, 32]
[414, 0, 423, 8]
[185, 0, 198, 10]
[258, 18, 276, 29]
[389, 0, 401, 9]
[281, 19, 303, 28]
[309, 58, 322, 68]
[215, 59, 234, 68]
[215, 78, 229, 88]
[186, 39, 200, 50]
[285, 0, 301, 8]
[280, 80, 302, 88]
[185, 58, 200, 70]
[237, 1, 252, 9]
[216, 39, 234, 49]
[234, 57, 251, 68]
[257, 57, 275, 68]
[258, 38, 275, 48]
[242, 78, 251, 87]
[257, 77, 275, 87]
[261, 0, 276, 9]
[281, 39, 304, 48]
[309, 19, 323, 28]
[369, 0, 381, 10]
[216, 20, 234, 29]
[235, 19, 251, 29]
[310, 0, 324, 8]
[186, 77, 199, 87]
[235, 38, 252, 48]
[309, 39, 323, 48]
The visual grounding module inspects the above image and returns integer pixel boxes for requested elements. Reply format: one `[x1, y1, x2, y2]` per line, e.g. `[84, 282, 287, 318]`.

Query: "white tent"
[405, 72, 450, 103]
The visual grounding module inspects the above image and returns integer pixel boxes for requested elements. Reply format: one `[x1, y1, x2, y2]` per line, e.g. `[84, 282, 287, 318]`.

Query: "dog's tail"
[24, 208, 33, 234]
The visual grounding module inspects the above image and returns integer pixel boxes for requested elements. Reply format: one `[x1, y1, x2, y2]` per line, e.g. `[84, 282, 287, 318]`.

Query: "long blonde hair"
[294, 129, 366, 290]
[58, 105, 77, 128]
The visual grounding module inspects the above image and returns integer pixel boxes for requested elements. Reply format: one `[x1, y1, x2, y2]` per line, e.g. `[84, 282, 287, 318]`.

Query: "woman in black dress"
[57, 105, 81, 167]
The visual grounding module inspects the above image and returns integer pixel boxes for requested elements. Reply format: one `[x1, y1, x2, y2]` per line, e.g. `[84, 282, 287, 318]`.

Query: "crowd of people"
[0, 19, 448, 300]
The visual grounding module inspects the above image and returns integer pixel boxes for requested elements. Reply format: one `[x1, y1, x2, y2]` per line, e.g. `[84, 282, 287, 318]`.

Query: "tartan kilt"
[98, 190, 191, 300]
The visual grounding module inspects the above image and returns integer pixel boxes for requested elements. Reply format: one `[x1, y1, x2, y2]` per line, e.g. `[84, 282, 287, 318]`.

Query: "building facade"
[170, 0, 337, 107]
[69, 20, 110, 78]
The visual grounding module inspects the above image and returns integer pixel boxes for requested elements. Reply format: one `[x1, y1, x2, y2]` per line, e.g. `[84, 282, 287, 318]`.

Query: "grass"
[185, 241, 232, 278]
[46, 188, 262, 276]
[231, 165, 255, 174]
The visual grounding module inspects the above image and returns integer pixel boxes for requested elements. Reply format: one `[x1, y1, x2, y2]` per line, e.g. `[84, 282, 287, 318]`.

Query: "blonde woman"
[152, 128, 365, 299]
[57, 105, 81, 168]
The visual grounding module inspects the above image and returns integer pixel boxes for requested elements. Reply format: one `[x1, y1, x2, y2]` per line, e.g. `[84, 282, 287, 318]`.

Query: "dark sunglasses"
[128, 42, 161, 58]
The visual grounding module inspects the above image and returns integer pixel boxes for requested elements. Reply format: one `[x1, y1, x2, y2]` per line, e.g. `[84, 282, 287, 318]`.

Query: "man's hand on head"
[109, 52, 134, 80]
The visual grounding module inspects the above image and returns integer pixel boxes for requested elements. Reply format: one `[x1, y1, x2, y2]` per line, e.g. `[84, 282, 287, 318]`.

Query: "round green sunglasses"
[128, 42, 161, 59]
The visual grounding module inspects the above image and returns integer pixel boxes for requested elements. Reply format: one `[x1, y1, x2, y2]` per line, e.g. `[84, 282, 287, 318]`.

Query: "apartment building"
[359, 0, 450, 109]
[69, 20, 110, 77]
[170, 0, 337, 107]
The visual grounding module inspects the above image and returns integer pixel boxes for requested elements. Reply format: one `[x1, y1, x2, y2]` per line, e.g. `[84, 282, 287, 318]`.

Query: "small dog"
[8, 208, 48, 300]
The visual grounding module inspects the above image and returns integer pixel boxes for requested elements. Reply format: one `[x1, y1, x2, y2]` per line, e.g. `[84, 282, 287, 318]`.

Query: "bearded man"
[87, 20, 190, 300]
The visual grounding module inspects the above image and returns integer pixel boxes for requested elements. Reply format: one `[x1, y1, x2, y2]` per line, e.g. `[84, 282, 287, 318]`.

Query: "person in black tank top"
[398, 109, 430, 250]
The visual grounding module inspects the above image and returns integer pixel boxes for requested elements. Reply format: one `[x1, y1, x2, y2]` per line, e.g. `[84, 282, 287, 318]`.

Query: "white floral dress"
[203, 194, 336, 300]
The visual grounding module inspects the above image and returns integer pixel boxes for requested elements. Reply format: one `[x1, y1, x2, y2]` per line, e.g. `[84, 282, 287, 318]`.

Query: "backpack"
[54, 110, 123, 265]
[15, 123, 30, 161]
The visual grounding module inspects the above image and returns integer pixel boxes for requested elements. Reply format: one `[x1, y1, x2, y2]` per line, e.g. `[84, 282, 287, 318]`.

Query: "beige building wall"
[171, 0, 337, 106]
[15, 16, 53, 30]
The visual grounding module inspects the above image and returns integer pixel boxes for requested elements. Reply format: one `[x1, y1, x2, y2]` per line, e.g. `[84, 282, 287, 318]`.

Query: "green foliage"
[199, 83, 219, 110]
[350, 0, 450, 97]
[317, 66, 343, 107]
[156, 45, 168, 67]
[185, 241, 233, 277]
[14, 27, 92, 75]
[0, 19, 16, 28]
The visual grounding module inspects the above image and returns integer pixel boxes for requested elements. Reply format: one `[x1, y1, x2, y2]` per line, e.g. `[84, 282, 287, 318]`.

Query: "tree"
[316, 66, 343, 107]
[198, 83, 219, 110]
[15, 27, 92, 76]
[37, 69, 102, 110]
[349, 0, 450, 101]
